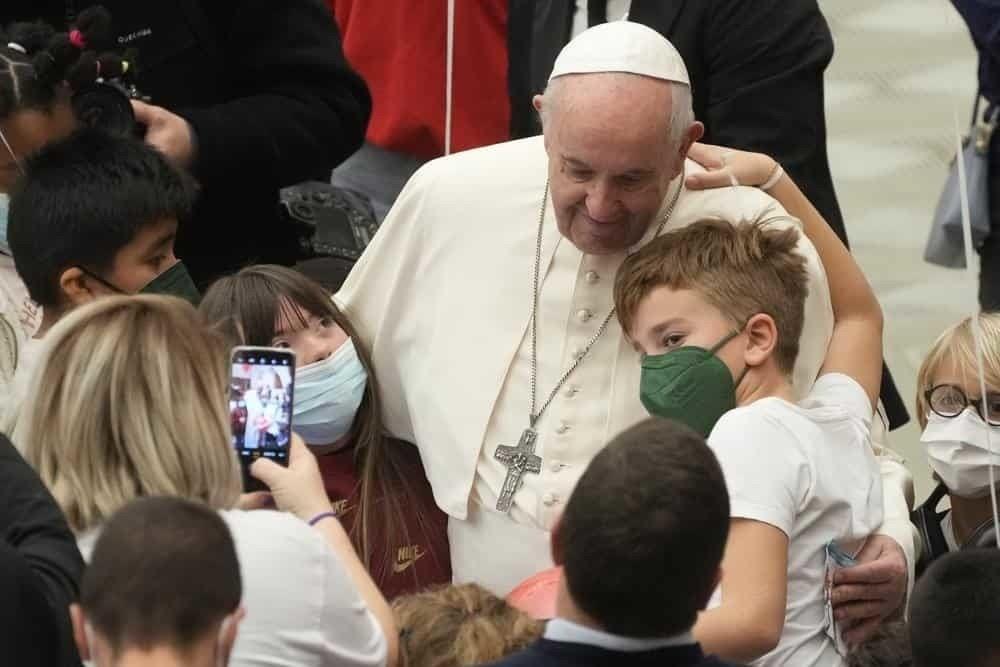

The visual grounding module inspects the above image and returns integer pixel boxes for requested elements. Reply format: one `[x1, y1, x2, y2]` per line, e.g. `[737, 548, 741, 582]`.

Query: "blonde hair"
[916, 313, 1000, 428]
[17, 295, 241, 533]
[614, 217, 808, 374]
[393, 583, 543, 667]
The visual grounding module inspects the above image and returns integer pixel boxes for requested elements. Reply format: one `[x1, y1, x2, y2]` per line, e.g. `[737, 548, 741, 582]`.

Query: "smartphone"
[229, 346, 295, 492]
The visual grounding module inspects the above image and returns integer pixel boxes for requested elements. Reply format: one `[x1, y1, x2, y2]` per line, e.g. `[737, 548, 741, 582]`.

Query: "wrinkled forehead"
[546, 74, 674, 165]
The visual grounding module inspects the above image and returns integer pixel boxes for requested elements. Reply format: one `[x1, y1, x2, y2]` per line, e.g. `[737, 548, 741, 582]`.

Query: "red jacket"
[317, 439, 451, 600]
[330, 0, 510, 159]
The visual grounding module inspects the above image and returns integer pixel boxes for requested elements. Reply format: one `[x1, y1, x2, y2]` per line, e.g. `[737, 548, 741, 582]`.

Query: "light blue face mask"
[293, 338, 368, 446]
[0, 193, 10, 255]
[0, 125, 25, 256]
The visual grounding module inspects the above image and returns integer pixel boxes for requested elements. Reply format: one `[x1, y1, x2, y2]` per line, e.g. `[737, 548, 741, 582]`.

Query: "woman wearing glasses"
[912, 313, 1000, 577]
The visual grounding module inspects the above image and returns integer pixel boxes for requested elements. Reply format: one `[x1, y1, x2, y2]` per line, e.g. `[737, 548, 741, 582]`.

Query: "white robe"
[336, 135, 914, 594]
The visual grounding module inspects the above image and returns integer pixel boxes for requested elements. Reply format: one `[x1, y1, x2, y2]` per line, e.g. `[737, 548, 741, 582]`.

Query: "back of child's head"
[614, 217, 808, 375]
[81, 496, 242, 657]
[556, 417, 729, 638]
[8, 127, 194, 308]
[0, 7, 120, 121]
[910, 549, 1000, 667]
[916, 313, 1000, 428]
[392, 582, 543, 667]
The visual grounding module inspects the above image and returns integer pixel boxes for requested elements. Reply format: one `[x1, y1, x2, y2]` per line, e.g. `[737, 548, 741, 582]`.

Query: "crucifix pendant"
[493, 427, 543, 513]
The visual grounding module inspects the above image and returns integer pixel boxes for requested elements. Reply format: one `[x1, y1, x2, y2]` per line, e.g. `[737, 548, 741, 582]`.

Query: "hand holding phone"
[230, 346, 295, 491]
[250, 434, 333, 522]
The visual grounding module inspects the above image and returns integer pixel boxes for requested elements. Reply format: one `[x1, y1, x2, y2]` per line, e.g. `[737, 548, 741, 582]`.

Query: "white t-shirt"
[708, 373, 884, 667]
[78, 509, 387, 667]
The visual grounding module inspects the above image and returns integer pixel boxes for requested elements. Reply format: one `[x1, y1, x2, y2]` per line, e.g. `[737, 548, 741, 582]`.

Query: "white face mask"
[293, 338, 368, 446]
[921, 409, 1000, 498]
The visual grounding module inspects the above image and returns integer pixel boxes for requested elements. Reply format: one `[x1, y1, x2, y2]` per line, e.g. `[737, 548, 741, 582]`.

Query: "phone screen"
[230, 347, 294, 470]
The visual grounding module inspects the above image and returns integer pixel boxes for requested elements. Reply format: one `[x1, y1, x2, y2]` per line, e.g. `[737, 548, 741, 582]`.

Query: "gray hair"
[538, 75, 694, 150]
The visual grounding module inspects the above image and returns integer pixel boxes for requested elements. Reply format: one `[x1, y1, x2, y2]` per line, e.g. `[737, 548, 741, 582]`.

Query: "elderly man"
[337, 21, 912, 633]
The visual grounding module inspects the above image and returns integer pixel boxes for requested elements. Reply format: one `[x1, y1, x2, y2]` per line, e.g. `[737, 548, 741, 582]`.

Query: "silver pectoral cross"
[494, 428, 543, 513]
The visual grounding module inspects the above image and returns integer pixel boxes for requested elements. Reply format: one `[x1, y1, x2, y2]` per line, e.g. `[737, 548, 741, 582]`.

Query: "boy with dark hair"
[8, 127, 199, 328]
[4, 127, 199, 408]
[614, 153, 885, 665]
[70, 496, 244, 667]
[910, 549, 1000, 667]
[489, 417, 737, 667]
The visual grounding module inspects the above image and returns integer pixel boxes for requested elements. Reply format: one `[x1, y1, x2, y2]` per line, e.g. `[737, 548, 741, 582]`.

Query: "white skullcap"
[549, 21, 690, 86]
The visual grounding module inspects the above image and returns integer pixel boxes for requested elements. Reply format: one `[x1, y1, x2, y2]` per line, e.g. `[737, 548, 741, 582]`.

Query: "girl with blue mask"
[200, 264, 451, 599]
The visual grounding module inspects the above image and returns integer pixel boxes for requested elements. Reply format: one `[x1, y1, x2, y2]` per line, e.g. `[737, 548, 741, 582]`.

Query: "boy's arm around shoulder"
[767, 174, 883, 411]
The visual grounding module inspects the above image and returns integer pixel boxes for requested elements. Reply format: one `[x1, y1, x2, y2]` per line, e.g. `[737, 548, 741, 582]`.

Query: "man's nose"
[585, 181, 620, 221]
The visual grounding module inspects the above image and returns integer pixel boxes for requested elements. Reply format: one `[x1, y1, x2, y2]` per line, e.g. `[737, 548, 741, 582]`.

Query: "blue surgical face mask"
[0, 193, 9, 255]
[293, 338, 368, 446]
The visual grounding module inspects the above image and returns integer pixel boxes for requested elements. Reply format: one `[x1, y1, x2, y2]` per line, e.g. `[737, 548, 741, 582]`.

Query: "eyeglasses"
[925, 384, 1000, 426]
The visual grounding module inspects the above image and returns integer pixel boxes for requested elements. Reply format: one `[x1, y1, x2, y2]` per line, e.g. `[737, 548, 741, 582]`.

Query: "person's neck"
[950, 493, 998, 545]
[309, 432, 354, 456]
[111, 642, 217, 667]
[735, 367, 794, 408]
[554, 577, 609, 633]
[36, 306, 64, 338]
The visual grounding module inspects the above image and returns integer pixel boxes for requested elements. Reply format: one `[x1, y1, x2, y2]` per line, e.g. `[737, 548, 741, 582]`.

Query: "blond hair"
[916, 313, 1000, 428]
[614, 217, 808, 374]
[17, 295, 241, 533]
[393, 583, 543, 667]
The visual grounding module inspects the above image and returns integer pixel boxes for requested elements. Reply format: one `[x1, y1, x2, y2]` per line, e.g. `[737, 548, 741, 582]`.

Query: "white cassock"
[336, 135, 915, 595]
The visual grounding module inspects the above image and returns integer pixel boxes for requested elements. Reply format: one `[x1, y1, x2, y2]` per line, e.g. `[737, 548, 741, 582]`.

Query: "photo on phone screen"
[230, 347, 294, 470]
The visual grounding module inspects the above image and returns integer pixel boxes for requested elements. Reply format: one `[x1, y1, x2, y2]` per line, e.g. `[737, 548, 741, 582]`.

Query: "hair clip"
[6, 42, 26, 54]
[69, 29, 87, 49]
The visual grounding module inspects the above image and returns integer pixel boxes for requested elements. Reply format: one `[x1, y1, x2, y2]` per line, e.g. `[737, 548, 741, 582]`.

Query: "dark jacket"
[3, 0, 371, 285]
[486, 638, 742, 667]
[0, 433, 85, 667]
[508, 0, 909, 429]
[950, 0, 1000, 105]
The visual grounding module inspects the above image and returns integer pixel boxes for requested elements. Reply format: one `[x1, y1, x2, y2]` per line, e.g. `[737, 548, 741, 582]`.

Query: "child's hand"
[685, 143, 778, 190]
[250, 433, 333, 522]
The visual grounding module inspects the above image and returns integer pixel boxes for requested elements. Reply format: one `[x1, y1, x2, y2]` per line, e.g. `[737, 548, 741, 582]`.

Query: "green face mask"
[639, 330, 745, 437]
[139, 261, 201, 305]
[80, 260, 201, 305]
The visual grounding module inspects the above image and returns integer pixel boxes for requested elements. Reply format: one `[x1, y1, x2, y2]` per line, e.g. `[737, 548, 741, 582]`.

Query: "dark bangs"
[199, 264, 345, 348]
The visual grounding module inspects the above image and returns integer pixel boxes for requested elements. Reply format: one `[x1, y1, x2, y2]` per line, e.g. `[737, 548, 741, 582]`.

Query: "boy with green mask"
[613, 147, 885, 666]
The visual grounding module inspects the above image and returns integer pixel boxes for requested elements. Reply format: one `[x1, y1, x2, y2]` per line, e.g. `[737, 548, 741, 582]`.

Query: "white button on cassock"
[585, 271, 600, 284]
[565, 385, 579, 398]
[542, 492, 558, 506]
[577, 309, 593, 322]
[556, 422, 570, 434]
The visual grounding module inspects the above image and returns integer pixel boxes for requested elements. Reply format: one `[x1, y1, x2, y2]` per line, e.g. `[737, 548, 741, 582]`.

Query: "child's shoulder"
[710, 399, 802, 447]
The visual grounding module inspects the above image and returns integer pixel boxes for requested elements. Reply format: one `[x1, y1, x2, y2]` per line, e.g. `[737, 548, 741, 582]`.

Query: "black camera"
[280, 182, 379, 263]
[72, 79, 148, 136]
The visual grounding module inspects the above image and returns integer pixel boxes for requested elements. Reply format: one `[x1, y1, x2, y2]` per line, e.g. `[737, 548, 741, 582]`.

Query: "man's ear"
[69, 603, 91, 662]
[220, 607, 246, 659]
[678, 121, 705, 162]
[743, 313, 779, 368]
[550, 516, 565, 566]
[532, 94, 545, 114]
[59, 267, 96, 307]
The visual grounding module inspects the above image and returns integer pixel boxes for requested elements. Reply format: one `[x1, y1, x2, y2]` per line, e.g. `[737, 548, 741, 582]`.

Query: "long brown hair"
[199, 264, 421, 577]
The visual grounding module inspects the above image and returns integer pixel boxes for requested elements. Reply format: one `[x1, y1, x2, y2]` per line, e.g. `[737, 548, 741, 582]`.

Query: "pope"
[337, 21, 913, 637]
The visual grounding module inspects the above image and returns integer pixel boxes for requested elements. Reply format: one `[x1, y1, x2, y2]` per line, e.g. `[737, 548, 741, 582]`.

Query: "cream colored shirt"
[336, 136, 913, 595]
